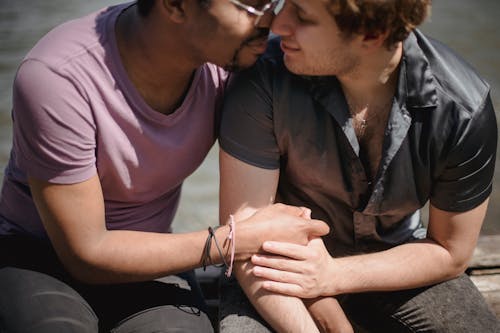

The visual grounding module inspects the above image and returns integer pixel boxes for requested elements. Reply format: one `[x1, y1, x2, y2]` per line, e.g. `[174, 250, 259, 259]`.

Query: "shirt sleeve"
[430, 93, 497, 212]
[219, 60, 281, 170]
[12, 59, 97, 184]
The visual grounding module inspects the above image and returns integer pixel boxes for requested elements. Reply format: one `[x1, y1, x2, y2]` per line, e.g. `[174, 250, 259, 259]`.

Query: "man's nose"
[270, 7, 292, 37]
[255, 11, 275, 28]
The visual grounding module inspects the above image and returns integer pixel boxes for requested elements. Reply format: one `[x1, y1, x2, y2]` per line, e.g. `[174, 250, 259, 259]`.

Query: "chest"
[275, 101, 427, 215]
[353, 108, 391, 181]
[93, 102, 216, 201]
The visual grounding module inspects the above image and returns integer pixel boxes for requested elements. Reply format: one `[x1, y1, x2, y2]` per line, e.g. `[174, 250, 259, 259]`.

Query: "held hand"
[251, 237, 335, 298]
[237, 203, 330, 257]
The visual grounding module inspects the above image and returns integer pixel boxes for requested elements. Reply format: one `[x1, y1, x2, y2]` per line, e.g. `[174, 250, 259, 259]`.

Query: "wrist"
[325, 256, 343, 296]
[213, 225, 230, 260]
[205, 219, 236, 278]
[224, 215, 236, 277]
[231, 218, 255, 261]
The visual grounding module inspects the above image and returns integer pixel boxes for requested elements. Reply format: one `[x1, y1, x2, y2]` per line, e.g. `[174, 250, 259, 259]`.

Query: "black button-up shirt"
[220, 31, 497, 256]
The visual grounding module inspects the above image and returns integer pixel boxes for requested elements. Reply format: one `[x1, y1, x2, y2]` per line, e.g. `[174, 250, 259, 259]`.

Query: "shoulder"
[413, 30, 490, 115]
[22, 4, 124, 71]
[14, 4, 132, 105]
[253, 36, 288, 81]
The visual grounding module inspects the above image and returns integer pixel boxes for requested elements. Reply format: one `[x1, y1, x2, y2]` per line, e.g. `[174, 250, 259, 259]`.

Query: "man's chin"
[283, 57, 311, 76]
[283, 57, 301, 74]
[224, 54, 260, 72]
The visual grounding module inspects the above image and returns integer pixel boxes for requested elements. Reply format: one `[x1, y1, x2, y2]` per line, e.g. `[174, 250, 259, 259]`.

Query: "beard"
[224, 28, 270, 72]
[285, 47, 360, 78]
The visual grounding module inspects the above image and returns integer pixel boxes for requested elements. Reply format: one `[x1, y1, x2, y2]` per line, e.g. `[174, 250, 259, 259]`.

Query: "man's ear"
[162, 0, 186, 23]
[361, 29, 389, 50]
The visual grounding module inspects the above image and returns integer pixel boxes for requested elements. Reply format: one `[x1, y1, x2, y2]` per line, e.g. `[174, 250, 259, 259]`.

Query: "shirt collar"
[398, 30, 438, 109]
[308, 30, 439, 111]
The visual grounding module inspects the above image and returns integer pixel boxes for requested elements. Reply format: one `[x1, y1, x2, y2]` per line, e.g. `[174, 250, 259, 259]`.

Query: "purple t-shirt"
[0, 3, 228, 237]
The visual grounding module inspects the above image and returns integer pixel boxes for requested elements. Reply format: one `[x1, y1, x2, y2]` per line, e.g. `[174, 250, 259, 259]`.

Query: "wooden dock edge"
[468, 234, 500, 317]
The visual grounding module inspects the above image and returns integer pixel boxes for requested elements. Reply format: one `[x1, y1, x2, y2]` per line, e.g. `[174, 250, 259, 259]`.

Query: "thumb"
[308, 237, 327, 248]
[307, 219, 330, 237]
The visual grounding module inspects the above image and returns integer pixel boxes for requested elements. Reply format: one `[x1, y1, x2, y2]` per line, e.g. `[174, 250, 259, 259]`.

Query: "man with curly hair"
[219, 0, 499, 331]
[0, 0, 334, 332]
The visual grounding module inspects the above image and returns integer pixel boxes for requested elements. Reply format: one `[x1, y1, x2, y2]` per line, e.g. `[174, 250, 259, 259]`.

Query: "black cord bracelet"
[201, 226, 228, 271]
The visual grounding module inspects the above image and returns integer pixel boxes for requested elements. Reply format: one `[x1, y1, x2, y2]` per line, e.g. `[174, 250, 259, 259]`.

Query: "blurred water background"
[0, 0, 499, 234]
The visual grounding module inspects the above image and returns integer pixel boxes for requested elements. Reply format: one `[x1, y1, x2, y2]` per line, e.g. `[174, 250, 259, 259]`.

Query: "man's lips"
[245, 37, 269, 53]
[280, 40, 300, 52]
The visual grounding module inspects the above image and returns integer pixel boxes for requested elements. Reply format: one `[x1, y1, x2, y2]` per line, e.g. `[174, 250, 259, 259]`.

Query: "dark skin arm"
[29, 174, 329, 284]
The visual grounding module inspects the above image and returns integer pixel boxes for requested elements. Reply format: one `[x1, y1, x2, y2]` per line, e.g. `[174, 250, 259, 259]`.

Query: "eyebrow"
[291, 0, 318, 19]
[290, 0, 312, 14]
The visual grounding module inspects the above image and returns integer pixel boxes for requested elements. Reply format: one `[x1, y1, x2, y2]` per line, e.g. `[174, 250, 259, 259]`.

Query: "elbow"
[443, 251, 472, 280]
[450, 257, 470, 277]
[56, 246, 109, 284]
[59, 255, 100, 284]
[445, 262, 467, 280]
[66, 266, 98, 284]
[427, 237, 474, 280]
[67, 262, 106, 285]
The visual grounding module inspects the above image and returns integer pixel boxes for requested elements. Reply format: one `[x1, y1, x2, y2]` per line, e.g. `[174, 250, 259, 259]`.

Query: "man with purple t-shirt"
[0, 0, 330, 332]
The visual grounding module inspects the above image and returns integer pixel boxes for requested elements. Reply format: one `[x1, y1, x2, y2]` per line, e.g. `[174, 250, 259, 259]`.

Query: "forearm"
[60, 226, 232, 284]
[235, 261, 319, 333]
[49, 202, 328, 284]
[304, 297, 353, 333]
[60, 203, 326, 284]
[331, 240, 467, 295]
[330, 202, 488, 295]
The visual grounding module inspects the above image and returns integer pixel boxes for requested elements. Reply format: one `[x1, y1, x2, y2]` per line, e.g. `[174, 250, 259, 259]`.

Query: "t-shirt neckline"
[105, 2, 202, 124]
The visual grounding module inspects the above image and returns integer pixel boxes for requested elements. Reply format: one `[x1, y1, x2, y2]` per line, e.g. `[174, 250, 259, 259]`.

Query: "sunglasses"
[229, 0, 283, 26]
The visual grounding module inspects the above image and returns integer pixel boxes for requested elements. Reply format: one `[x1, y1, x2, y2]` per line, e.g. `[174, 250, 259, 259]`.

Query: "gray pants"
[0, 236, 214, 333]
[219, 274, 499, 333]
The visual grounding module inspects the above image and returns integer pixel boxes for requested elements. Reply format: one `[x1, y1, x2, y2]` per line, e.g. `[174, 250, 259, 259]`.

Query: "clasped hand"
[251, 237, 335, 299]
[237, 203, 329, 259]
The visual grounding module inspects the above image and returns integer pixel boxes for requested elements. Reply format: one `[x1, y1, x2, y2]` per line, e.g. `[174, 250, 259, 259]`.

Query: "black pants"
[220, 270, 500, 333]
[0, 236, 214, 333]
